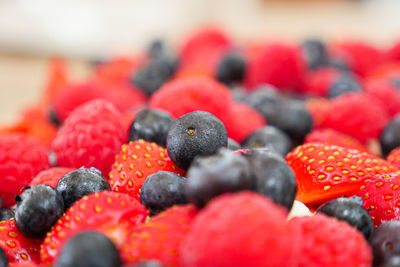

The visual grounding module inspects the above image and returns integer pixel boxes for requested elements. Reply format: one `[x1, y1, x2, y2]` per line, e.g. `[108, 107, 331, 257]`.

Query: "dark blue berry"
[0, 246, 7, 267]
[327, 58, 350, 71]
[55, 231, 122, 267]
[128, 109, 174, 147]
[316, 196, 373, 239]
[0, 208, 14, 221]
[167, 111, 228, 170]
[49, 107, 61, 127]
[227, 138, 241, 151]
[369, 221, 400, 267]
[56, 167, 110, 211]
[230, 86, 247, 102]
[302, 39, 327, 70]
[216, 52, 246, 85]
[380, 115, 400, 157]
[15, 185, 64, 238]
[385, 255, 400, 267]
[140, 171, 187, 215]
[124, 260, 164, 267]
[186, 148, 252, 208]
[328, 74, 361, 98]
[243, 148, 297, 210]
[241, 126, 292, 156]
[148, 39, 166, 58]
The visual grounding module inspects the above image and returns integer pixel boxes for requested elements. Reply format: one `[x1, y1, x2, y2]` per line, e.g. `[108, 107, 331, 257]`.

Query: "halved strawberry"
[121, 204, 197, 266]
[286, 143, 396, 206]
[0, 219, 41, 264]
[40, 191, 148, 266]
[109, 140, 185, 201]
[358, 172, 400, 227]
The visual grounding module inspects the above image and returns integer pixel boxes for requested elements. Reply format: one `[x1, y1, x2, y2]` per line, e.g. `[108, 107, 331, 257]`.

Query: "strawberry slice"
[109, 140, 185, 201]
[0, 219, 41, 264]
[358, 172, 400, 227]
[286, 143, 396, 205]
[40, 191, 148, 265]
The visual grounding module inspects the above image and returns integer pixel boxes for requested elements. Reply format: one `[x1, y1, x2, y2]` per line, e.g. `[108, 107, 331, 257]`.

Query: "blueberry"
[128, 109, 174, 147]
[132, 57, 178, 96]
[0, 246, 7, 267]
[15, 185, 64, 238]
[328, 74, 361, 98]
[243, 148, 297, 210]
[124, 261, 163, 267]
[49, 107, 61, 127]
[167, 111, 228, 170]
[230, 86, 247, 102]
[369, 221, 400, 267]
[55, 231, 122, 267]
[148, 39, 166, 58]
[385, 255, 400, 267]
[241, 126, 292, 156]
[380, 115, 400, 157]
[0, 208, 14, 221]
[316, 196, 373, 239]
[327, 58, 350, 71]
[140, 171, 187, 215]
[56, 167, 110, 211]
[227, 138, 241, 151]
[302, 39, 327, 70]
[216, 52, 246, 85]
[186, 148, 252, 208]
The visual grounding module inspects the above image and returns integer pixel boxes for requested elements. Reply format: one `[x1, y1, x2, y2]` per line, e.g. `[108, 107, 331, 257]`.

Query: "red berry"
[180, 192, 296, 267]
[364, 78, 400, 117]
[0, 134, 49, 207]
[305, 97, 331, 128]
[387, 147, 400, 169]
[358, 172, 400, 227]
[121, 205, 197, 266]
[223, 102, 266, 143]
[288, 214, 372, 267]
[29, 167, 75, 188]
[286, 143, 396, 205]
[109, 140, 184, 201]
[52, 99, 126, 175]
[40, 191, 148, 265]
[320, 92, 390, 143]
[0, 219, 41, 264]
[303, 67, 342, 96]
[149, 77, 232, 121]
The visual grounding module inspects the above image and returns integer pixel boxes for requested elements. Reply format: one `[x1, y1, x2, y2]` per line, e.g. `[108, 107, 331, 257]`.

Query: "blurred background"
[1, 0, 400, 123]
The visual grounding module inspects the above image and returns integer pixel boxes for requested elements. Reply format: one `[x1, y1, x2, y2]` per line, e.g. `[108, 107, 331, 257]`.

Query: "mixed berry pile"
[3, 27, 400, 266]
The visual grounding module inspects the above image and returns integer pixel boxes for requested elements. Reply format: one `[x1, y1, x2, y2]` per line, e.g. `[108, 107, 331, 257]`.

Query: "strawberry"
[11, 261, 41, 267]
[286, 143, 396, 205]
[40, 191, 148, 266]
[109, 140, 184, 201]
[387, 147, 400, 169]
[121, 204, 197, 266]
[0, 219, 41, 264]
[358, 172, 400, 227]
[29, 167, 75, 188]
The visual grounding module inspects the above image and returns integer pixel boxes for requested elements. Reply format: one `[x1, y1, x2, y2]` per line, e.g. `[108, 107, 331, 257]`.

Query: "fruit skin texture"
[369, 221, 400, 267]
[358, 172, 400, 227]
[40, 191, 148, 265]
[288, 214, 372, 267]
[286, 143, 396, 206]
[109, 140, 184, 201]
[52, 99, 126, 175]
[55, 231, 122, 267]
[121, 205, 197, 266]
[320, 92, 390, 143]
[180, 191, 296, 267]
[167, 111, 228, 170]
[0, 133, 50, 207]
[0, 219, 41, 264]
[29, 167, 75, 188]
[149, 77, 232, 121]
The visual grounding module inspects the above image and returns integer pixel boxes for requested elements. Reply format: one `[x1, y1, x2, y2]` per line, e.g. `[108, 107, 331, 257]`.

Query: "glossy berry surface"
[140, 171, 187, 215]
[15, 185, 64, 238]
[216, 52, 246, 85]
[186, 148, 252, 207]
[380, 115, 400, 157]
[316, 196, 373, 239]
[128, 109, 174, 147]
[369, 221, 400, 267]
[243, 148, 297, 210]
[56, 167, 110, 211]
[167, 111, 228, 170]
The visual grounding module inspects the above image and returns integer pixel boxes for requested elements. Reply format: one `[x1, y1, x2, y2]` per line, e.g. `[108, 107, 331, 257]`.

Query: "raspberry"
[303, 67, 343, 96]
[29, 167, 74, 188]
[288, 214, 372, 267]
[149, 77, 232, 121]
[320, 92, 390, 143]
[0, 134, 49, 207]
[180, 192, 296, 267]
[52, 99, 126, 175]
[364, 78, 400, 117]
[223, 102, 266, 143]
[245, 43, 306, 91]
